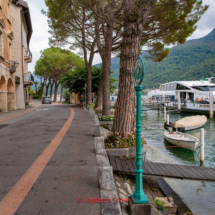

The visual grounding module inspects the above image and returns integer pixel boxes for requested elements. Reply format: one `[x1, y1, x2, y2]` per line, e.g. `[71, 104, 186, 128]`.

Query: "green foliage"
[152, 199, 164, 210]
[105, 132, 145, 149]
[152, 188, 157, 193]
[86, 103, 95, 110]
[60, 66, 117, 94]
[98, 115, 114, 121]
[33, 95, 40, 100]
[63, 89, 70, 103]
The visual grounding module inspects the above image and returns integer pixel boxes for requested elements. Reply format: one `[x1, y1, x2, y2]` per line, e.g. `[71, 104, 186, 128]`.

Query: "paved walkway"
[0, 101, 100, 215]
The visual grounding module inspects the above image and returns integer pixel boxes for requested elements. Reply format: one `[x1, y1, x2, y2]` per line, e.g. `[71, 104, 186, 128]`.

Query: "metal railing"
[24, 48, 32, 61]
[24, 73, 34, 83]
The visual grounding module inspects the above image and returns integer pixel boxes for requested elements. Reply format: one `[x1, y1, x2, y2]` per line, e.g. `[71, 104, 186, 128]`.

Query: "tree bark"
[54, 82, 59, 102]
[50, 84, 53, 101]
[60, 85, 64, 102]
[113, 0, 157, 135]
[46, 82, 50, 97]
[95, 72, 103, 108]
[40, 83, 44, 100]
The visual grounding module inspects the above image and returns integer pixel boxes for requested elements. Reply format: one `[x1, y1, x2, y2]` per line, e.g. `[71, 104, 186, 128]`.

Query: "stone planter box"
[106, 143, 147, 160]
[99, 121, 113, 131]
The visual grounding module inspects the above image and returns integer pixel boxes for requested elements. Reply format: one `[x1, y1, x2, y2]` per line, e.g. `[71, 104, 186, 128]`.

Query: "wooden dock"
[109, 156, 215, 182]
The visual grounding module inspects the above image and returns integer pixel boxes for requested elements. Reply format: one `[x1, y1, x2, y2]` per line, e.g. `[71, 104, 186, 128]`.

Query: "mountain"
[94, 28, 215, 89]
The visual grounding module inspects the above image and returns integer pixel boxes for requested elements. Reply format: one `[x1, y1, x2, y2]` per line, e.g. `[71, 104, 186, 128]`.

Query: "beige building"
[0, 0, 33, 113]
[11, 0, 33, 109]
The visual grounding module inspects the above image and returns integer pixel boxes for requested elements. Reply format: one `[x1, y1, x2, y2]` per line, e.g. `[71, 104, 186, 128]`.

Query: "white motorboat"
[164, 131, 199, 151]
[147, 78, 215, 114]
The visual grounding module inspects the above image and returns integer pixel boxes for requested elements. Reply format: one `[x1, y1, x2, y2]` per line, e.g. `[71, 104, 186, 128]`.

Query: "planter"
[99, 121, 113, 131]
[106, 142, 147, 160]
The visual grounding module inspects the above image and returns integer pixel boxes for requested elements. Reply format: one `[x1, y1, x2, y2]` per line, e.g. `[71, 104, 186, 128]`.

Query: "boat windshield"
[191, 86, 215, 91]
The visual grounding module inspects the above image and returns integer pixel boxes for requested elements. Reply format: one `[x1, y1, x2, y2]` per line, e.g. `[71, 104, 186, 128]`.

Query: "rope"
[181, 149, 190, 157]
[147, 144, 196, 149]
[158, 206, 173, 215]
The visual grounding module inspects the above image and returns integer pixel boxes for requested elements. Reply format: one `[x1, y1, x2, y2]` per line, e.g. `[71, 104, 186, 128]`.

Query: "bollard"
[209, 91, 214, 119]
[178, 92, 181, 110]
[200, 128, 204, 163]
[167, 113, 169, 125]
[164, 107, 166, 122]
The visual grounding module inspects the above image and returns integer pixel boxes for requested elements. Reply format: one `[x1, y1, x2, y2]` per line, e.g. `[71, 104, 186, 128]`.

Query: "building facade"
[0, 0, 33, 113]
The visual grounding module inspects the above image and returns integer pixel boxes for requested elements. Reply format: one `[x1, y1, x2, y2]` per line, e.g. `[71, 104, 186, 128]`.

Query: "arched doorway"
[7, 78, 14, 92]
[0, 76, 6, 91]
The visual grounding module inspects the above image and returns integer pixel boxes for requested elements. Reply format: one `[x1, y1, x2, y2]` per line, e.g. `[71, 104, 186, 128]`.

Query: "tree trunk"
[36, 85, 37, 95]
[54, 82, 59, 102]
[86, 67, 91, 104]
[112, 0, 157, 135]
[40, 83, 44, 100]
[46, 82, 50, 96]
[60, 85, 64, 102]
[50, 84, 53, 101]
[95, 72, 103, 109]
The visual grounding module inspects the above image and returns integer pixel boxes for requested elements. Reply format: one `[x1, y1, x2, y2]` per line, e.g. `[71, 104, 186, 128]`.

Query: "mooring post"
[209, 91, 214, 119]
[200, 128, 204, 163]
[167, 113, 169, 125]
[164, 107, 166, 122]
[178, 92, 181, 111]
[163, 93, 165, 102]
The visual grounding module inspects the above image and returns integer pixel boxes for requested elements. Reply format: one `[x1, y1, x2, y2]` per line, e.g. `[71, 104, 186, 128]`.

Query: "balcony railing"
[24, 73, 34, 83]
[24, 48, 32, 63]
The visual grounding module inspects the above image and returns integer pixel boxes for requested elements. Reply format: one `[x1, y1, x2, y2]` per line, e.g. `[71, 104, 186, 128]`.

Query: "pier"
[109, 156, 215, 182]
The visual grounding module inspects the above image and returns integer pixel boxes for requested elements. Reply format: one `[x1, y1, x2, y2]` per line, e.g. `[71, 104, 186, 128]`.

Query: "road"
[0, 101, 100, 215]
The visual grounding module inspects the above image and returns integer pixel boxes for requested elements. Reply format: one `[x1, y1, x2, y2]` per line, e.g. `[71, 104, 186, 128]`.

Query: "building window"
[9, 42, 12, 60]
[0, 32, 2, 56]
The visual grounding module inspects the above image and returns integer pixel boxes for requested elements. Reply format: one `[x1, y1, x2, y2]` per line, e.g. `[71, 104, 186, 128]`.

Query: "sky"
[27, 0, 215, 73]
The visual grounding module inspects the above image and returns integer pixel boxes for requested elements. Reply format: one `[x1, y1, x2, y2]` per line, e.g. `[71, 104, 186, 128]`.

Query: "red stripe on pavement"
[0, 107, 74, 215]
[0, 103, 38, 123]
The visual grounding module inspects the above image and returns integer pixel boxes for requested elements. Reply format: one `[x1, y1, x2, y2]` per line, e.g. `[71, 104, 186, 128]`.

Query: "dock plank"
[115, 157, 123, 172]
[125, 160, 134, 173]
[109, 156, 215, 182]
[109, 156, 117, 171]
[121, 159, 130, 173]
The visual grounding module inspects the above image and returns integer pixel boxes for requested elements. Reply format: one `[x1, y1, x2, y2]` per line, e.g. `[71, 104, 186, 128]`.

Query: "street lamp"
[15, 61, 19, 69]
[131, 56, 148, 204]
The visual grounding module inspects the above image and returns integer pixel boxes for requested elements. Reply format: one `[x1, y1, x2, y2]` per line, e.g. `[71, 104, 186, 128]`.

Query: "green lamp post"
[131, 56, 148, 204]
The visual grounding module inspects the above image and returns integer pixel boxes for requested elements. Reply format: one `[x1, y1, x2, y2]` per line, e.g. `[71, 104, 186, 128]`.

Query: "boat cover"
[172, 115, 207, 128]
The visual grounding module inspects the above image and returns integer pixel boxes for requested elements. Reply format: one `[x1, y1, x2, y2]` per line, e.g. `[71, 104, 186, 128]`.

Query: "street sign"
[134, 56, 144, 85]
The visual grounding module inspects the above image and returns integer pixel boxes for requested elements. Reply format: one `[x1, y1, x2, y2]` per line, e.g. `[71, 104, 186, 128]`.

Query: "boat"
[172, 115, 207, 131]
[147, 78, 215, 114]
[164, 131, 199, 151]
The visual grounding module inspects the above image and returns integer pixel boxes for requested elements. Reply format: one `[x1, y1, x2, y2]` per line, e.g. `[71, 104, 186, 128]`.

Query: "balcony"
[24, 73, 34, 86]
[24, 48, 32, 63]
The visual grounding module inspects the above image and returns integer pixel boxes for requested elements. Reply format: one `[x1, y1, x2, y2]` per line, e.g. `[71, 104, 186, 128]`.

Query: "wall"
[11, 4, 25, 109]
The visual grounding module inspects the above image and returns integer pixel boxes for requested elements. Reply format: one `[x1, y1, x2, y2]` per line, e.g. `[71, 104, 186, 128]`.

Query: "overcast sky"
[27, 0, 215, 73]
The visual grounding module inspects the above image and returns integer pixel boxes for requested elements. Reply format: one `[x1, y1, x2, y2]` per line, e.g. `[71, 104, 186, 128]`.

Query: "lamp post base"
[131, 192, 148, 204]
[129, 197, 151, 215]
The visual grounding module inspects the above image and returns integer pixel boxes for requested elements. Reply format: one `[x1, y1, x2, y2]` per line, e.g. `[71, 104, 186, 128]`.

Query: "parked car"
[42, 97, 52, 104]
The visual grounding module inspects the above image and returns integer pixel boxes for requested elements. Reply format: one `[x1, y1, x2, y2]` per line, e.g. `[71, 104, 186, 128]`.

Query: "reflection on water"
[141, 109, 215, 215]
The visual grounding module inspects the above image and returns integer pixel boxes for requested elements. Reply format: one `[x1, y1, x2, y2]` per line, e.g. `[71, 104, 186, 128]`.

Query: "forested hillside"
[94, 28, 215, 89]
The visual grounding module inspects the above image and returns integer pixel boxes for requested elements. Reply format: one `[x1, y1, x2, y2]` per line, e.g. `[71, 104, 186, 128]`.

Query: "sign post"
[131, 56, 148, 204]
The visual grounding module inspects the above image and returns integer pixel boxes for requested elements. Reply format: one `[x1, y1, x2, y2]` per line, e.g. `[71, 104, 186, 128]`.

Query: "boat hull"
[173, 123, 205, 131]
[164, 132, 199, 151]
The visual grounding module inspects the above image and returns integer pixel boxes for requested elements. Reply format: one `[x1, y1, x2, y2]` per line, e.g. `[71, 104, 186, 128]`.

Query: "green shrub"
[62, 100, 70, 104]
[98, 115, 114, 121]
[104, 132, 145, 149]
[58, 101, 62, 103]
[86, 103, 95, 110]
[152, 199, 164, 210]
[32, 95, 40, 100]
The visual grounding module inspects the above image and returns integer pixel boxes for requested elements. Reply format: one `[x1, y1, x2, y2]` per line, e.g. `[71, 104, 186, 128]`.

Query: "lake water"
[141, 108, 215, 215]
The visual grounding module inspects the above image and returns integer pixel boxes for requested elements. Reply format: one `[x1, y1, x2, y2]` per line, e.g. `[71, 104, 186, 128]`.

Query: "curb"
[86, 108, 122, 215]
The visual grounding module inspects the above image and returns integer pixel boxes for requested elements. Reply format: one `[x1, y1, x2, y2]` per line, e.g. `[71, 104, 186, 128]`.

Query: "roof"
[15, 0, 33, 44]
[161, 81, 215, 87]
